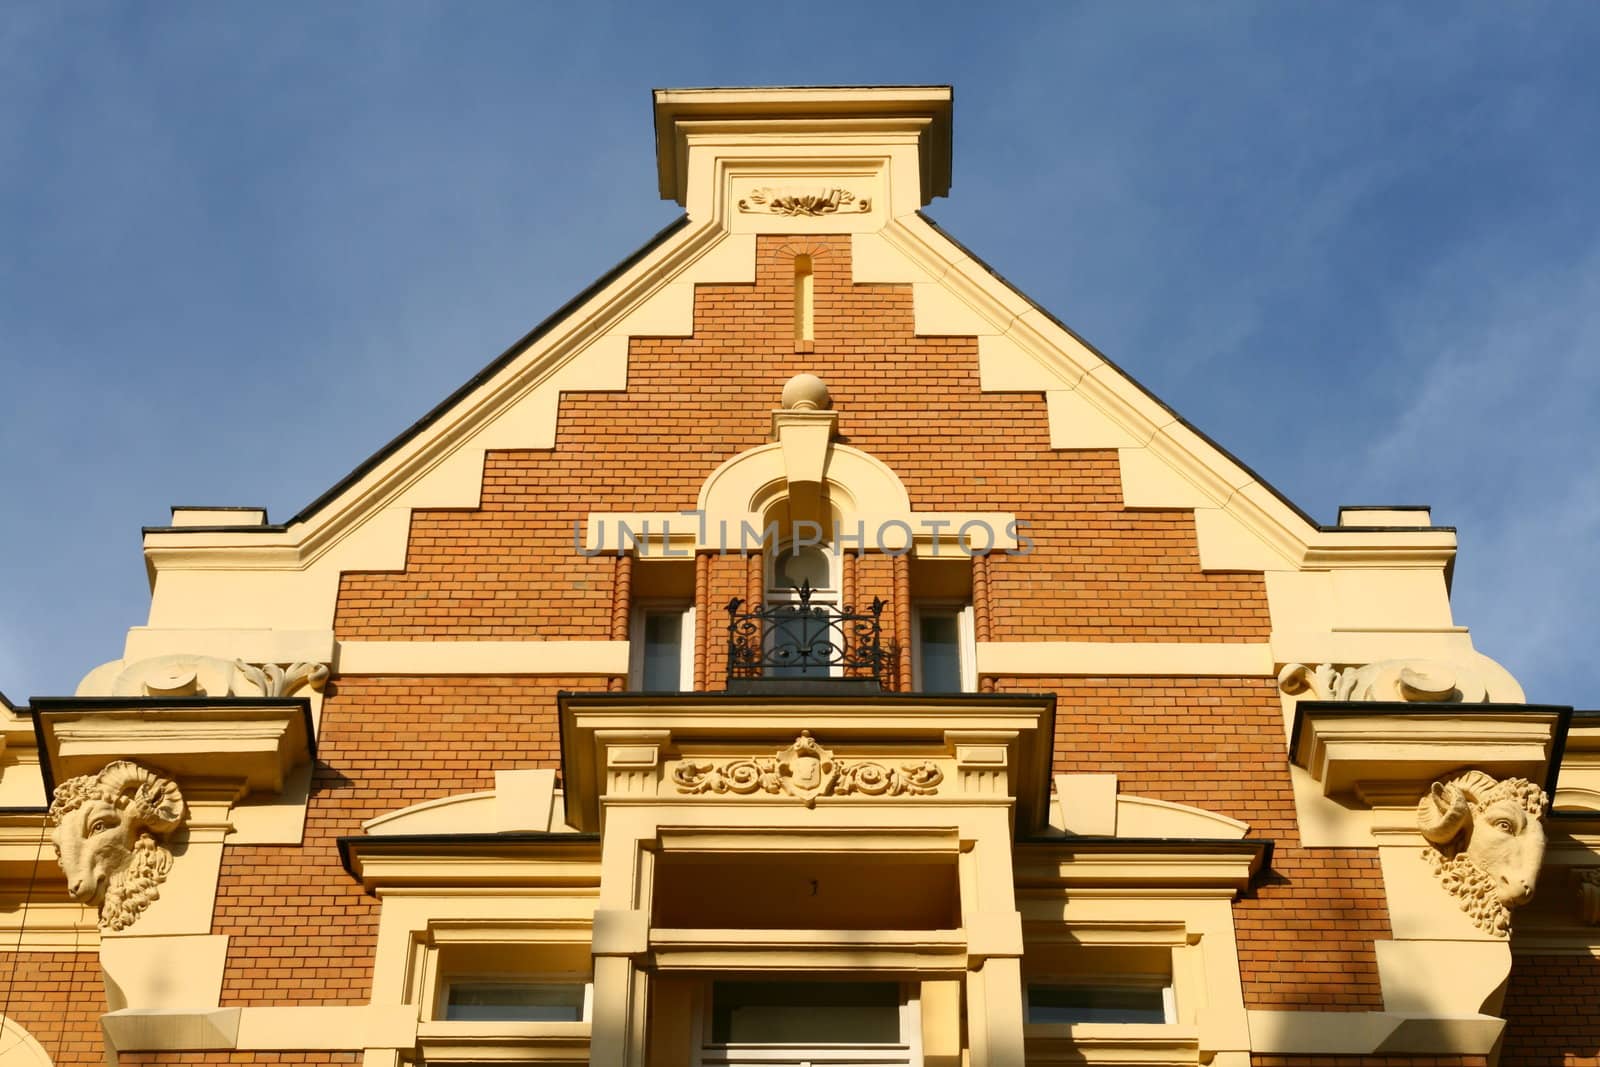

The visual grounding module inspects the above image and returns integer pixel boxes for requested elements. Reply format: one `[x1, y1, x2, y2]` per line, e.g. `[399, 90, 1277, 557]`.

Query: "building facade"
[1, 86, 1595, 1067]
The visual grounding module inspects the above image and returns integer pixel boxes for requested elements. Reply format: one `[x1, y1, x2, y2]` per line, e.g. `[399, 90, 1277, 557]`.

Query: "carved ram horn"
[1417, 769, 1498, 844]
[96, 760, 185, 833]
[1418, 781, 1470, 844]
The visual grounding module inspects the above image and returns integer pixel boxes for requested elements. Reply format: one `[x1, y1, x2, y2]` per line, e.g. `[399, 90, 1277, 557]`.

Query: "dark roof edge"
[914, 211, 1322, 529]
[143, 214, 693, 537]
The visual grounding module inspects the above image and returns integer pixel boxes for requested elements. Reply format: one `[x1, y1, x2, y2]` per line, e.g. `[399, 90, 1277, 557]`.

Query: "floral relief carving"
[47, 761, 186, 931]
[105, 654, 329, 699]
[736, 188, 870, 217]
[671, 731, 942, 807]
[1417, 769, 1549, 937]
[1278, 658, 1491, 703]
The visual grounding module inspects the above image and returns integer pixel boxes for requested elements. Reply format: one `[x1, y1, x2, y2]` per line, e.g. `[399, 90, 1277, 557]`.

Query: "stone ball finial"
[781, 373, 832, 412]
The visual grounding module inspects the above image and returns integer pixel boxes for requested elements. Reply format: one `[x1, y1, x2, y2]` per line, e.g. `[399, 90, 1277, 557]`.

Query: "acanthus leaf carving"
[1278, 658, 1489, 703]
[671, 731, 942, 807]
[736, 188, 871, 217]
[105, 654, 329, 699]
[47, 760, 186, 931]
[233, 659, 331, 698]
[1416, 768, 1549, 937]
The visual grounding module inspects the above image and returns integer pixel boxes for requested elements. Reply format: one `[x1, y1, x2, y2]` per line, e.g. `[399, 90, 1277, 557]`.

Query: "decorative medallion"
[672, 730, 942, 807]
[736, 188, 871, 217]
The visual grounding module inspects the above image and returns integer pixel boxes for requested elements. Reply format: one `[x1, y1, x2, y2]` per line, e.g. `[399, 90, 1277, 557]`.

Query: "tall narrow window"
[793, 254, 814, 344]
[631, 602, 694, 690]
[912, 603, 974, 692]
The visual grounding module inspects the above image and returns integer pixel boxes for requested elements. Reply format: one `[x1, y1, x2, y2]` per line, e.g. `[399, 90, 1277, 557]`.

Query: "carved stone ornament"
[1416, 769, 1549, 936]
[1278, 658, 1491, 703]
[1574, 869, 1600, 924]
[107, 654, 329, 699]
[47, 761, 186, 931]
[672, 731, 942, 808]
[736, 188, 871, 217]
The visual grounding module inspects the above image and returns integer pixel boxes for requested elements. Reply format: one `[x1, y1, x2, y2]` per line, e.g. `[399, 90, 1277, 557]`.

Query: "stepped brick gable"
[3, 85, 1590, 1067]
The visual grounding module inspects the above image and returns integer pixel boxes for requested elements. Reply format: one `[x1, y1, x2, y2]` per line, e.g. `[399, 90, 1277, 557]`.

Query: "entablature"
[557, 691, 1055, 835]
[1290, 699, 1568, 805]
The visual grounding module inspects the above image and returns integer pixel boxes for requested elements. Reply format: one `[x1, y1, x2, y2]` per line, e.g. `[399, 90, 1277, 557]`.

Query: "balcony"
[726, 582, 887, 692]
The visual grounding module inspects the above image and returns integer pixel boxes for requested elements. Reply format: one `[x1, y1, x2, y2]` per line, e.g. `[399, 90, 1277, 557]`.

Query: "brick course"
[1004, 675, 1391, 1010]
[211, 676, 580, 1005]
[334, 236, 1266, 645]
[1499, 953, 1600, 1065]
[0, 951, 104, 1067]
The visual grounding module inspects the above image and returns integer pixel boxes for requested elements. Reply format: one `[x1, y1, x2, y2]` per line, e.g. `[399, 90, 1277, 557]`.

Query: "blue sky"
[1, 3, 1595, 707]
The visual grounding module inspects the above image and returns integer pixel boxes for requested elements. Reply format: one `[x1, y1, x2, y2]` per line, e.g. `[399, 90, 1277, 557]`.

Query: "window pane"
[772, 546, 830, 592]
[918, 612, 962, 691]
[1027, 983, 1167, 1024]
[445, 982, 585, 1022]
[642, 611, 683, 690]
[710, 980, 900, 1044]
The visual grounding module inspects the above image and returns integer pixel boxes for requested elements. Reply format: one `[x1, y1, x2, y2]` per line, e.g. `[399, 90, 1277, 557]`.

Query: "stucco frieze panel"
[670, 730, 944, 807]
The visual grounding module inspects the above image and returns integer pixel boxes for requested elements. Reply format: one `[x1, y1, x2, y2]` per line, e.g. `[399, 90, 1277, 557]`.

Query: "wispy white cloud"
[1354, 242, 1600, 704]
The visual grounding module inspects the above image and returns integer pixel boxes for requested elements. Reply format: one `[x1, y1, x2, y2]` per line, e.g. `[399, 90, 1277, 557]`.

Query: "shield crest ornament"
[776, 731, 837, 807]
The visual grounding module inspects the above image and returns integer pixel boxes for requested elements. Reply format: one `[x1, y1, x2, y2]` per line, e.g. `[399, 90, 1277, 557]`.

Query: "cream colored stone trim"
[122, 628, 335, 666]
[137, 223, 756, 645]
[1338, 507, 1432, 528]
[1115, 796, 1249, 841]
[0, 1015, 54, 1067]
[100, 1009, 240, 1054]
[1024, 1024, 1201, 1066]
[976, 641, 1274, 678]
[337, 640, 629, 676]
[854, 214, 1466, 588]
[98, 1006, 420, 1055]
[359, 771, 566, 835]
[1245, 1010, 1505, 1055]
[1292, 708, 1560, 800]
[415, 1021, 589, 1063]
[235, 1007, 418, 1050]
[101, 934, 229, 1011]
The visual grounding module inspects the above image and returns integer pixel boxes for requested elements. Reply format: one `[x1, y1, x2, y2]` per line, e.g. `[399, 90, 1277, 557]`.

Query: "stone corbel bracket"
[29, 696, 316, 938]
[1290, 700, 1569, 806]
[33, 696, 315, 796]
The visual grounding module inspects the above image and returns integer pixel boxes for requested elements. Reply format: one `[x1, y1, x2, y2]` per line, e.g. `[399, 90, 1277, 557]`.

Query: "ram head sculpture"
[1417, 768, 1548, 936]
[47, 761, 185, 931]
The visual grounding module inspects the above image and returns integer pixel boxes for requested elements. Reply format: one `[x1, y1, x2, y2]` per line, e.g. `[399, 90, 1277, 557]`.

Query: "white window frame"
[630, 601, 695, 691]
[910, 601, 976, 693]
[691, 977, 922, 1066]
[763, 544, 843, 679]
[1024, 974, 1176, 1026]
[432, 972, 595, 1024]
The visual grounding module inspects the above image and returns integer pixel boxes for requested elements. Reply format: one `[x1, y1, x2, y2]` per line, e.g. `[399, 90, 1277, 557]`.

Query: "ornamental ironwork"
[726, 581, 887, 685]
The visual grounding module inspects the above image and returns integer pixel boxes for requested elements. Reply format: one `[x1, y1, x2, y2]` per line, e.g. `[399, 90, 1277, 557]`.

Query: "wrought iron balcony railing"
[726, 581, 888, 689]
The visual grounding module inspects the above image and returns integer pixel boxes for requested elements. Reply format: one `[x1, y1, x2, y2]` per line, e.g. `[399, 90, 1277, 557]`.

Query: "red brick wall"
[1005, 675, 1391, 1010]
[239, 237, 1333, 1015]
[333, 235, 1265, 645]
[211, 676, 579, 1005]
[1499, 954, 1600, 1065]
[0, 951, 104, 1067]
